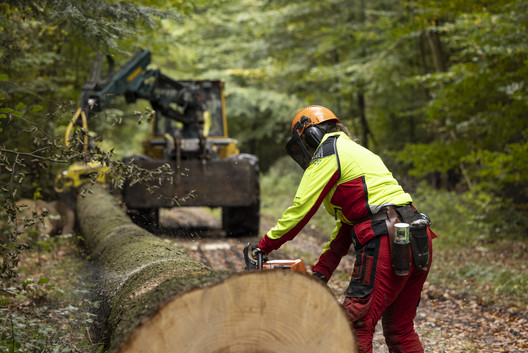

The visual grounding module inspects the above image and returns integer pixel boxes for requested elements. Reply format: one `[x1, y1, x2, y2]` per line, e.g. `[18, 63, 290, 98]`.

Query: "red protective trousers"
[343, 230, 433, 353]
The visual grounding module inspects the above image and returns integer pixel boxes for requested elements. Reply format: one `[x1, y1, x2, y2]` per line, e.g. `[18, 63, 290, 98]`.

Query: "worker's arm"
[257, 138, 340, 253]
[311, 220, 353, 281]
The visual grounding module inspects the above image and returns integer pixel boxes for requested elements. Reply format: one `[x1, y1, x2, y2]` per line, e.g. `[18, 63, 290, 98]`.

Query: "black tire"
[222, 200, 260, 237]
[222, 153, 260, 238]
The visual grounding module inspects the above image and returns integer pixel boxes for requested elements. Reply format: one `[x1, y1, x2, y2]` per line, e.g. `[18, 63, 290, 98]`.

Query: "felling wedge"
[116, 270, 357, 353]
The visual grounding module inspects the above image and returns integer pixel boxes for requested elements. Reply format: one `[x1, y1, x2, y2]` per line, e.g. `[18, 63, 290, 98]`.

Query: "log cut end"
[116, 270, 357, 353]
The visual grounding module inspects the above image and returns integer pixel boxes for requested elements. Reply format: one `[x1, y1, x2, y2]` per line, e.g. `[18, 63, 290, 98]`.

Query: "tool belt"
[351, 204, 430, 272]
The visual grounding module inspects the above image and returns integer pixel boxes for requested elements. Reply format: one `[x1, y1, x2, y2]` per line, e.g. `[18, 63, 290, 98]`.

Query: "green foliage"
[87, 100, 153, 159]
[464, 140, 528, 190]
[427, 247, 528, 307]
[159, 0, 528, 230]
[0, 0, 181, 285]
[162, 0, 411, 166]
[1, 1, 177, 57]
[392, 0, 528, 203]
[260, 156, 301, 214]
[225, 87, 304, 170]
[412, 183, 528, 249]
[0, 0, 180, 202]
[457, 259, 527, 299]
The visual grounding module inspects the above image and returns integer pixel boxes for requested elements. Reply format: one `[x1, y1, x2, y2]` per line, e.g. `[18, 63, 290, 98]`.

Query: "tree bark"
[76, 184, 357, 353]
[425, 27, 447, 73]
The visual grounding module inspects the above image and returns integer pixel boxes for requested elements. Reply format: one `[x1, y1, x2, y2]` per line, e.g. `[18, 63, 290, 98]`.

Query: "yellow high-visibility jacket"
[257, 132, 412, 279]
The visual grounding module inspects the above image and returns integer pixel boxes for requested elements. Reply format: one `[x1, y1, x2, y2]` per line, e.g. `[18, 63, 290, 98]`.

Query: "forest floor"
[2, 206, 527, 352]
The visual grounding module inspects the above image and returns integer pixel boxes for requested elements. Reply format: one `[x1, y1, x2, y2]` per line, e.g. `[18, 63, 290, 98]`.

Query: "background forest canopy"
[1, 0, 527, 243]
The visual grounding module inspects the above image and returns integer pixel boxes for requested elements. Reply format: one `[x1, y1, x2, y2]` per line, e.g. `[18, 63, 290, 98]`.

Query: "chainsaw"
[243, 242, 306, 272]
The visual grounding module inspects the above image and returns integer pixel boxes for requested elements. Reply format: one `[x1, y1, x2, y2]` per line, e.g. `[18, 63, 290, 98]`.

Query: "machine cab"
[144, 79, 239, 161]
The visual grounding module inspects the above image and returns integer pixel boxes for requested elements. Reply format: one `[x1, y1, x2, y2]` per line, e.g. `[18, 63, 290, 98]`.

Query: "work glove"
[251, 244, 269, 262]
[312, 271, 329, 284]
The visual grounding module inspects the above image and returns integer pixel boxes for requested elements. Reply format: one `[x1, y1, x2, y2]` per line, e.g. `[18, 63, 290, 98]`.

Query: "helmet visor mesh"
[286, 130, 312, 170]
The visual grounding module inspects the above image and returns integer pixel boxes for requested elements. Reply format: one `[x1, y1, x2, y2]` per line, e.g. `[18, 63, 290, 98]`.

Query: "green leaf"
[0, 74, 7, 81]
[15, 294, 28, 302]
[0, 297, 11, 306]
[0, 107, 24, 117]
[37, 277, 49, 284]
[31, 105, 44, 113]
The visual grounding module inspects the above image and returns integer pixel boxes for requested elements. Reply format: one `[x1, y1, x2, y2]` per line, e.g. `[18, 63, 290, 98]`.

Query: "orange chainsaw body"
[261, 259, 306, 272]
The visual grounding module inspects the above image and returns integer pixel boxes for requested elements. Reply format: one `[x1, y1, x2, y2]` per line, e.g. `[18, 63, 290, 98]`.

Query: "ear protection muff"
[303, 125, 324, 149]
[300, 115, 324, 149]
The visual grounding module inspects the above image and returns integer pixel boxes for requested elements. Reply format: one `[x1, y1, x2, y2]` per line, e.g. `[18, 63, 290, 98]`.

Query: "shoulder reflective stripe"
[312, 135, 338, 160]
[334, 136, 341, 179]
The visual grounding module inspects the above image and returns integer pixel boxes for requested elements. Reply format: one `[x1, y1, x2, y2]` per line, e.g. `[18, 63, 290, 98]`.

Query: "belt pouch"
[410, 219, 430, 270]
[384, 206, 407, 275]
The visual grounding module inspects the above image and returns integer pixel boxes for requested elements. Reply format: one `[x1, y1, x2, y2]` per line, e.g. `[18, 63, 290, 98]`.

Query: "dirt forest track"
[158, 208, 528, 353]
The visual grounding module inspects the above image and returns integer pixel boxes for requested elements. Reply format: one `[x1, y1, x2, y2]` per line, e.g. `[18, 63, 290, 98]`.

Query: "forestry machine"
[57, 49, 260, 237]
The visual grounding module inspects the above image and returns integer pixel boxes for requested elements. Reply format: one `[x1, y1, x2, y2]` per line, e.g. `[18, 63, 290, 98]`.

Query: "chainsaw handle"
[257, 251, 263, 270]
[244, 242, 258, 270]
[243, 242, 263, 270]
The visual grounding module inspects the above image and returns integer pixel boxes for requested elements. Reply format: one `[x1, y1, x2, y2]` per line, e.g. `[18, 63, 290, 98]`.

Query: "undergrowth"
[0, 233, 104, 353]
[412, 184, 528, 308]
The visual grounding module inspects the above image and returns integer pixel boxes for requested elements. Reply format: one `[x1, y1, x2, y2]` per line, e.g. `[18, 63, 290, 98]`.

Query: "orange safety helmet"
[286, 105, 340, 170]
[291, 105, 340, 136]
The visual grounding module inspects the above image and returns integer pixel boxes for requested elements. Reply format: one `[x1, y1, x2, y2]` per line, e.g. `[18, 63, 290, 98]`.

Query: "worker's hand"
[312, 271, 329, 283]
[251, 244, 268, 262]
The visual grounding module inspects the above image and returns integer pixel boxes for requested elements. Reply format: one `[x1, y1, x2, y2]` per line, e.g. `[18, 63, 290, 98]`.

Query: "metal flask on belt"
[392, 223, 411, 276]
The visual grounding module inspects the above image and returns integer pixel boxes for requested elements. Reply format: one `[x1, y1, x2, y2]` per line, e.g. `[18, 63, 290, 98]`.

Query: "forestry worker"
[252, 105, 437, 353]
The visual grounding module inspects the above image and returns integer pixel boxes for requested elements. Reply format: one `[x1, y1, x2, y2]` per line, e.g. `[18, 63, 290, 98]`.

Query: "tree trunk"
[76, 184, 357, 353]
[425, 27, 447, 73]
[357, 91, 371, 148]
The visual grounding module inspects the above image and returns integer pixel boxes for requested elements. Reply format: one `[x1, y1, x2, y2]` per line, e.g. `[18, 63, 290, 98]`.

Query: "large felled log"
[117, 270, 357, 353]
[76, 184, 357, 353]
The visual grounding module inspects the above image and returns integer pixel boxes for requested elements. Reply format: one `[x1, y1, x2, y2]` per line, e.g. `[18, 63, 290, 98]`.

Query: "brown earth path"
[160, 208, 528, 353]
